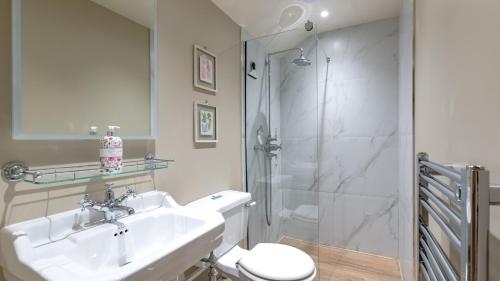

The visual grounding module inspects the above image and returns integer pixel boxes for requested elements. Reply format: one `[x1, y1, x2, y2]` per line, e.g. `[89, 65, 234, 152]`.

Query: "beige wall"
[0, 0, 241, 278]
[154, 0, 242, 205]
[415, 0, 500, 280]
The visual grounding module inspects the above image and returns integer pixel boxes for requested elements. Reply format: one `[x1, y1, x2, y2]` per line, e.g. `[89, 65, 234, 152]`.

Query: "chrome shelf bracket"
[2, 161, 28, 182]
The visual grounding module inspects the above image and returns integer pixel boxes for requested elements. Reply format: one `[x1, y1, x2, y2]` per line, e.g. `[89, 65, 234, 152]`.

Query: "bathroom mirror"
[11, 0, 157, 139]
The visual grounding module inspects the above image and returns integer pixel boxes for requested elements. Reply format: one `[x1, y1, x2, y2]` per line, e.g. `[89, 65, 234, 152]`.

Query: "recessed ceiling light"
[320, 10, 329, 18]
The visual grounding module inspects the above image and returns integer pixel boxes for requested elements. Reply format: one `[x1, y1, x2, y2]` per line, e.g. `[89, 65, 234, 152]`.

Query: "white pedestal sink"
[0, 191, 224, 281]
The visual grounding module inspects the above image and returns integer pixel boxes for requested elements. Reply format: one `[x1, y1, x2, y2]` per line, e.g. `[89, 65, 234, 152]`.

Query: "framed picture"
[194, 101, 218, 143]
[193, 45, 217, 93]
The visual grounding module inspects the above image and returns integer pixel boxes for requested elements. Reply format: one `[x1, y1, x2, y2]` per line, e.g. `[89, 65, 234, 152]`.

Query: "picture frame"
[194, 101, 218, 143]
[193, 45, 217, 93]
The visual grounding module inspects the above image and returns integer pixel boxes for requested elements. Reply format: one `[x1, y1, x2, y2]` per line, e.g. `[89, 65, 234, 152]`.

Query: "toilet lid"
[237, 243, 315, 281]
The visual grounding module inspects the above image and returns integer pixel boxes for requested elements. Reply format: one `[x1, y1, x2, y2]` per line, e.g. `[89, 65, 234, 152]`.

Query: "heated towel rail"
[417, 152, 489, 281]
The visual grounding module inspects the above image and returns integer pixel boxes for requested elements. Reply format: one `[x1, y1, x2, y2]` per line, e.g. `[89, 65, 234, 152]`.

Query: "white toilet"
[187, 190, 317, 281]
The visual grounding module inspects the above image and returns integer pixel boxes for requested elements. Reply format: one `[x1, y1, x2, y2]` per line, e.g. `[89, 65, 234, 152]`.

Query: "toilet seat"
[217, 245, 249, 278]
[238, 266, 317, 281]
[236, 243, 316, 281]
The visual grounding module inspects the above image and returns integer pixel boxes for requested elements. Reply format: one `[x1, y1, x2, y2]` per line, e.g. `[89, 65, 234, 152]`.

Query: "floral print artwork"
[199, 55, 213, 84]
[200, 110, 214, 136]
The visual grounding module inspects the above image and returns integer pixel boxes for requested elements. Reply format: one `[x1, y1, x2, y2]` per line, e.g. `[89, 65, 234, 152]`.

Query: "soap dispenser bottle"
[100, 125, 123, 173]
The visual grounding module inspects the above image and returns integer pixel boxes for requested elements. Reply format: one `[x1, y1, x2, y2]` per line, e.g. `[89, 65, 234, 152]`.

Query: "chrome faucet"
[254, 128, 281, 158]
[79, 183, 137, 224]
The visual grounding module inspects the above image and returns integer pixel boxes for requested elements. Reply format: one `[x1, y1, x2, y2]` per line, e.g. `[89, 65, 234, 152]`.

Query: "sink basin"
[0, 191, 224, 281]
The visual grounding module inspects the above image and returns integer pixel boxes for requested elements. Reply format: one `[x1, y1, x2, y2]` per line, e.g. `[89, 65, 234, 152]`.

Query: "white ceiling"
[90, 0, 154, 28]
[212, 0, 401, 38]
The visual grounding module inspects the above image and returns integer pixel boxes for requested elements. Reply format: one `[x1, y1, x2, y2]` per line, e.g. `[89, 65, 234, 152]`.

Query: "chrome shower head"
[267, 47, 311, 66]
[293, 49, 311, 66]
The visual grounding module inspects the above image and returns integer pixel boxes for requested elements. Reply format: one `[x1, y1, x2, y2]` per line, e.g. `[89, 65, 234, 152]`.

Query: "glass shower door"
[244, 27, 319, 274]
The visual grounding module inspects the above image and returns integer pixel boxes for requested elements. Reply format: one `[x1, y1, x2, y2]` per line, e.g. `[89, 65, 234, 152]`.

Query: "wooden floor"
[279, 237, 402, 281]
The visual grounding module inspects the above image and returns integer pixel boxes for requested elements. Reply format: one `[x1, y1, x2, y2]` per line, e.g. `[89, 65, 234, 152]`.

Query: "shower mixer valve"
[254, 130, 281, 158]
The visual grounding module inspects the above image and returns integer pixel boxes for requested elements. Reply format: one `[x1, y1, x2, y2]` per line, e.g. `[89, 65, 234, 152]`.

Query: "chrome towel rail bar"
[423, 161, 500, 205]
[417, 152, 489, 281]
[419, 185, 461, 226]
[419, 198, 461, 250]
[420, 160, 462, 182]
[420, 224, 459, 281]
[420, 174, 458, 202]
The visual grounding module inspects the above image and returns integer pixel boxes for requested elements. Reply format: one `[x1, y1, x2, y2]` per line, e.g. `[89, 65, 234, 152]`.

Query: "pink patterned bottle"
[100, 126, 123, 174]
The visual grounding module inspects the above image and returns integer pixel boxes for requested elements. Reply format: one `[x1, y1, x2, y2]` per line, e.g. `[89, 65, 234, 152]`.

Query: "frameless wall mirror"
[12, 0, 157, 139]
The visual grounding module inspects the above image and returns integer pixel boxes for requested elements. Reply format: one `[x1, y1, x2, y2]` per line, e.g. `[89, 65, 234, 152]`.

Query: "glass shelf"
[21, 158, 174, 185]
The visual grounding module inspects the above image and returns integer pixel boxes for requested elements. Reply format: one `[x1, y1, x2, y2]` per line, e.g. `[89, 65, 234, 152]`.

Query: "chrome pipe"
[420, 185, 461, 226]
[420, 263, 432, 281]
[420, 238, 446, 281]
[420, 250, 438, 281]
[420, 224, 459, 281]
[420, 160, 462, 182]
[420, 174, 457, 202]
[420, 199, 461, 250]
[267, 47, 303, 57]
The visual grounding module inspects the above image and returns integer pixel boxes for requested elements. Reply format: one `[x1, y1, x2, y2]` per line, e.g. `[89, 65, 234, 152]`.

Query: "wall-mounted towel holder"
[417, 152, 489, 281]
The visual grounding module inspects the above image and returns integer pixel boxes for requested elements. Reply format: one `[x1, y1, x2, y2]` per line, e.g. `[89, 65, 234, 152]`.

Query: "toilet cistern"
[187, 190, 317, 281]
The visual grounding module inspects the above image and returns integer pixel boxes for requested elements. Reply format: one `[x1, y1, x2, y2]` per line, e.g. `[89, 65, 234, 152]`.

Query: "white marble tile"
[277, 18, 400, 259]
[318, 135, 398, 198]
[280, 41, 318, 140]
[316, 18, 399, 139]
[279, 81, 318, 139]
[398, 0, 415, 277]
[319, 192, 399, 257]
[399, 212, 415, 281]
[318, 18, 399, 84]
[281, 188, 320, 243]
[317, 192, 339, 244]
[318, 77, 398, 138]
[281, 137, 318, 191]
[398, 135, 414, 212]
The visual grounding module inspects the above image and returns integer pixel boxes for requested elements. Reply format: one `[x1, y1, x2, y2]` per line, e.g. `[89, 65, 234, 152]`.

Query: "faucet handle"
[79, 194, 94, 211]
[267, 128, 279, 143]
[267, 137, 277, 143]
[126, 186, 137, 198]
[80, 193, 92, 204]
[104, 182, 114, 190]
[267, 152, 278, 158]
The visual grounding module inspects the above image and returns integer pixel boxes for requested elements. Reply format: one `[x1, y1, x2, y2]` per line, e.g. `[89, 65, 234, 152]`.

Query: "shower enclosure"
[244, 25, 320, 261]
[244, 15, 402, 280]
